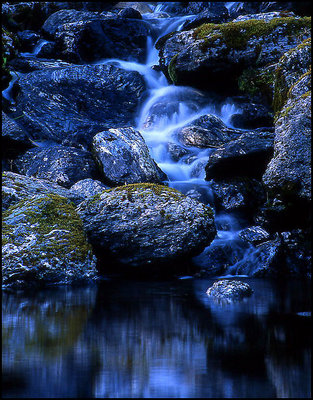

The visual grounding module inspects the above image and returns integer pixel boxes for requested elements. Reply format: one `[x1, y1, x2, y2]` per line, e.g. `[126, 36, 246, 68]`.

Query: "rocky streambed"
[2, 2, 311, 287]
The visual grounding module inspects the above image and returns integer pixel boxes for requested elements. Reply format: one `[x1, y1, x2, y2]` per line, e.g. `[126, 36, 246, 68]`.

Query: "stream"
[2, 4, 311, 398]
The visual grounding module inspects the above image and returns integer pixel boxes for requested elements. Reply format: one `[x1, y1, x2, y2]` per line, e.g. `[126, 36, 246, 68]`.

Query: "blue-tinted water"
[2, 278, 311, 398]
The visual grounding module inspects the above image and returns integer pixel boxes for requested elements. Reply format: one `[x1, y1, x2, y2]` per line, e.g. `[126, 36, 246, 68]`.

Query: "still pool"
[2, 278, 311, 398]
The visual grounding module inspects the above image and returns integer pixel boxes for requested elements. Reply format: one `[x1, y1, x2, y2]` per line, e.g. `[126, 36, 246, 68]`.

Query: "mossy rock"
[76, 183, 216, 270]
[2, 193, 97, 288]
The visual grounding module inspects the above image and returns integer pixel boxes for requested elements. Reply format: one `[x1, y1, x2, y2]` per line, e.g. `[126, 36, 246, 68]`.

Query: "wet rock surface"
[92, 128, 167, 186]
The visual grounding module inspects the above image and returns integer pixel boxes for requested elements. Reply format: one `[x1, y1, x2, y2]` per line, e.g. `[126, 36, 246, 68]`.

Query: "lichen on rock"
[2, 193, 97, 288]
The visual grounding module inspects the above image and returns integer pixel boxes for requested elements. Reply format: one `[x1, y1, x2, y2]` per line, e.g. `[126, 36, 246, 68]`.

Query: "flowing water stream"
[93, 8, 252, 276]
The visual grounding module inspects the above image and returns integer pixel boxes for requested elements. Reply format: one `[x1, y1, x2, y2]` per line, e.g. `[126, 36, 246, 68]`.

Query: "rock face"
[2, 194, 98, 288]
[2, 171, 78, 211]
[262, 70, 311, 213]
[206, 280, 253, 301]
[14, 145, 99, 188]
[206, 130, 275, 180]
[92, 128, 167, 186]
[176, 114, 240, 148]
[8, 63, 146, 148]
[158, 16, 311, 90]
[76, 183, 216, 269]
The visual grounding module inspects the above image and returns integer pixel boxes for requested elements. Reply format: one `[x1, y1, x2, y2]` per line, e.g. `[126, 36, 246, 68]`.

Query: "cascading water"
[93, 8, 253, 277]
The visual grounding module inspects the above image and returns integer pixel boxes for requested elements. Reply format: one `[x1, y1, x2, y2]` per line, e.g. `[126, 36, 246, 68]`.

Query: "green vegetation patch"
[3, 193, 92, 263]
[193, 17, 311, 51]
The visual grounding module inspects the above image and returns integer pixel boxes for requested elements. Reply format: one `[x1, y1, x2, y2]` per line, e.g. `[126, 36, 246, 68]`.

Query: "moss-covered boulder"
[2, 194, 98, 288]
[76, 183, 216, 272]
[157, 16, 311, 91]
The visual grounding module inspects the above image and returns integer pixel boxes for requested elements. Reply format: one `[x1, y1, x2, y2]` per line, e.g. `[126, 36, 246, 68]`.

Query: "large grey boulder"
[14, 145, 99, 188]
[76, 183, 216, 269]
[8, 63, 146, 148]
[2, 193, 98, 288]
[92, 128, 167, 186]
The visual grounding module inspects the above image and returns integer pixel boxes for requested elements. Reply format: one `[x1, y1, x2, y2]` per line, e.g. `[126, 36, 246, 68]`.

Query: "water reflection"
[2, 279, 311, 398]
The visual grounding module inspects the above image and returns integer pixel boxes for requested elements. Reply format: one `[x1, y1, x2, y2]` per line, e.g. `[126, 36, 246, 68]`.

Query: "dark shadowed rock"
[206, 280, 253, 301]
[76, 183, 216, 270]
[92, 128, 167, 186]
[8, 56, 74, 72]
[9, 63, 146, 148]
[176, 114, 241, 148]
[16, 30, 40, 51]
[13, 145, 99, 188]
[206, 131, 275, 180]
[42, 9, 154, 63]
[211, 178, 266, 214]
[2, 111, 31, 149]
[118, 7, 142, 19]
[2, 194, 97, 288]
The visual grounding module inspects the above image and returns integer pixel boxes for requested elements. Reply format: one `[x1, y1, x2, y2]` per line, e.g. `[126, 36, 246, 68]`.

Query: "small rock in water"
[206, 279, 253, 301]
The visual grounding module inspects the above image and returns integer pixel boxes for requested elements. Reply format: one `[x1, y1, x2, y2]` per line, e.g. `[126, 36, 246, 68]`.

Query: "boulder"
[42, 9, 155, 63]
[8, 63, 146, 148]
[13, 145, 99, 188]
[76, 183, 216, 269]
[2, 171, 79, 211]
[2, 193, 98, 288]
[206, 131, 275, 180]
[2, 111, 31, 150]
[92, 128, 167, 186]
[206, 280, 253, 301]
[176, 114, 240, 148]
[158, 17, 311, 90]
[180, 5, 229, 31]
[118, 7, 142, 19]
[167, 142, 192, 162]
[16, 30, 40, 51]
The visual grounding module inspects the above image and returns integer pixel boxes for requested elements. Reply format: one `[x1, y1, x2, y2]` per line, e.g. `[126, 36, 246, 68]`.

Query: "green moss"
[238, 66, 276, 100]
[168, 53, 179, 84]
[194, 17, 311, 51]
[3, 194, 92, 263]
[103, 183, 183, 202]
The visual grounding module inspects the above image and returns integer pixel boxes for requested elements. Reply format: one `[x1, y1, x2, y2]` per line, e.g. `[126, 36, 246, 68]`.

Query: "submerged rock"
[92, 128, 167, 186]
[13, 145, 99, 188]
[2, 194, 98, 288]
[206, 280, 253, 301]
[9, 63, 146, 148]
[76, 183, 216, 270]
